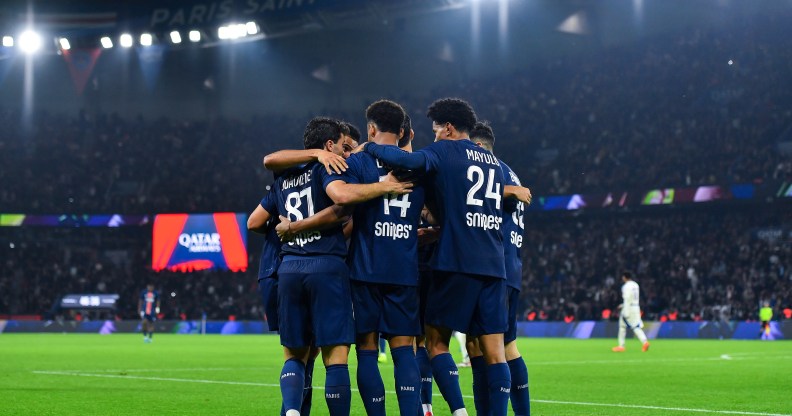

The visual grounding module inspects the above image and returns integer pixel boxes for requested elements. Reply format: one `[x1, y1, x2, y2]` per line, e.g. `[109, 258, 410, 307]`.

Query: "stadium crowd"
[2, 16, 792, 215]
[1, 16, 791, 323]
[1, 206, 789, 323]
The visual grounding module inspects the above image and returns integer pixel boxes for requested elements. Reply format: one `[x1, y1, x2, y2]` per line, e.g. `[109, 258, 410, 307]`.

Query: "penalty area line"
[32, 371, 790, 416]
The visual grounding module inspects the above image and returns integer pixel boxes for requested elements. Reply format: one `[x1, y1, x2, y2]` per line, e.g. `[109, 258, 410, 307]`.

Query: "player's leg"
[425, 324, 467, 415]
[628, 312, 649, 351]
[388, 336, 421, 416]
[471, 277, 510, 416]
[504, 287, 530, 416]
[466, 339, 489, 416]
[382, 285, 422, 416]
[425, 272, 478, 415]
[308, 258, 354, 416]
[300, 346, 320, 416]
[282, 347, 311, 416]
[613, 316, 627, 351]
[416, 271, 433, 415]
[321, 344, 352, 416]
[350, 281, 386, 415]
[356, 332, 386, 416]
[277, 267, 312, 416]
[453, 332, 470, 366]
[140, 318, 147, 341]
[415, 335, 433, 415]
[505, 341, 530, 416]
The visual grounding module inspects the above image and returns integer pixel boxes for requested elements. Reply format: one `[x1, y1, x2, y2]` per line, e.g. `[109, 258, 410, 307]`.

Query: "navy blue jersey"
[257, 190, 282, 280]
[328, 151, 425, 286]
[366, 139, 506, 279]
[272, 163, 347, 257]
[140, 290, 159, 315]
[500, 161, 525, 290]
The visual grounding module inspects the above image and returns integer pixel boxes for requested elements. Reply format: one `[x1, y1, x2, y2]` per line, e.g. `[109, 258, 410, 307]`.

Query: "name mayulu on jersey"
[464, 147, 504, 231]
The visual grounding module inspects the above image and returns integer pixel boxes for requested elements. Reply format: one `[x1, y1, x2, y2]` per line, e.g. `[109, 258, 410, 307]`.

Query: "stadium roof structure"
[0, 0, 470, 51]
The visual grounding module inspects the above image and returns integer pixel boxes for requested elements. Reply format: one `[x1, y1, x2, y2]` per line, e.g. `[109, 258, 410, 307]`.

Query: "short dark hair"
[398, 113, 412, 148]
[366, 99, 405, 135]
[342, 121, 361, 142]
[622, 271, 633, 280]
[303, 117, 343, 150]
[470, 121, 495, 149]
[426, 98, 477, 133]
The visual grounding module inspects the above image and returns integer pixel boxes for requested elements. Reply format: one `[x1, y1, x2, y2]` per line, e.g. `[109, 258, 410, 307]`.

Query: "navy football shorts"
[504, 286, 520, 344]
[350, 280, 421, 338]
[425, 271, 507, 338]
[258, 276, 279, 332]
[277, 255, 355, 348]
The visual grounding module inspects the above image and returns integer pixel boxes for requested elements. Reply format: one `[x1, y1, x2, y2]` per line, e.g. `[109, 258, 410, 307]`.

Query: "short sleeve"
[335, 154, 364, 185]
[260, 189, 278, 215]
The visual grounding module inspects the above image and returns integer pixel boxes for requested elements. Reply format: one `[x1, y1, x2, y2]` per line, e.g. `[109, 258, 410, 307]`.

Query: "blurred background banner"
[1, 319, 789, 340]
[152, 213, 247, 273]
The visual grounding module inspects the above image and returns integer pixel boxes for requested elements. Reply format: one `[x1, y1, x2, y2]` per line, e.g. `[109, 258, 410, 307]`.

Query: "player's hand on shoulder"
[316, 150, 347, 175]
[275, 215, 295, 242]
[512, 185, 533, 205]
[350, 142, 368, 154]
[381, 173, 413, 195]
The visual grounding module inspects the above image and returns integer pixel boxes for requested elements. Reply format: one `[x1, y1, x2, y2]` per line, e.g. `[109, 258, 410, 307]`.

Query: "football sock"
[325, 364, 351, 416]
[430, 353, 465, 412]
[486, 362, 512, 416]
[508, 357, 530, 416]
[391, 346, 420, 416]
[301, 356, 315, 416]
[634, 328, 648, 344]
[356, 349, 385, 415]
[415, 347, 433, 407]
[471, 356, 489, 415]
[280, 358, 305, 414]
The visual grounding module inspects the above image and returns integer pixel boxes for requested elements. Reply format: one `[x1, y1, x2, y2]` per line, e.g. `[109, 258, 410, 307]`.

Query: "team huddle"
[249, 98, 532, 416]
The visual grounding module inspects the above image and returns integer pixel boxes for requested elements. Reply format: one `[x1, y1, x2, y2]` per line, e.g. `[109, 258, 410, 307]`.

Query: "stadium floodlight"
[169, 31, 182, 44]
[246, 21, 259, 35]
[140, 33, 152, 46]
[18, 30, 42, 54]
[189, 30, 201, 42]
[2, 36, 12, 47]
[217, 26, 229, 40]
[100, 36, 113, 48]
[233, 23, 247, 38]
[58, 38, 71, 50]
[120, 33, 133, 48]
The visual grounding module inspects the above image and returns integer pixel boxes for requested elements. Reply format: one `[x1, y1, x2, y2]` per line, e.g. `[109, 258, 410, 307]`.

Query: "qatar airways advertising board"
[152, 213, 247, 272]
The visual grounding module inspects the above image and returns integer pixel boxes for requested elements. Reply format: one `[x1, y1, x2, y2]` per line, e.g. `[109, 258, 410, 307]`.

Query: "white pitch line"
[50, 367, 249, 373]
[33, 370, 792, 416]
[530, 399, 792, 416]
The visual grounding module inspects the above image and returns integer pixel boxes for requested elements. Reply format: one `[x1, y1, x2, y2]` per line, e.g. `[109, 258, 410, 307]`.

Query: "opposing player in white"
[612, 271, 650, 352]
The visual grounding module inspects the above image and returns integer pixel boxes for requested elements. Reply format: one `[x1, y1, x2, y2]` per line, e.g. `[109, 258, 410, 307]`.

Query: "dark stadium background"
[0, 0, 790, 331]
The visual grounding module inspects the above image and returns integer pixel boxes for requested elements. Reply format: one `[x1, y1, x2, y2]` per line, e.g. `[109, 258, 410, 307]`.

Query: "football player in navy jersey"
[467, 121, 532, 416]
[138, 283, 160, 343]
[363, 98, 510, 416]
[249, 185, 349, 416]
[321, 100, 425, 416]
[264, 117, 410, 416]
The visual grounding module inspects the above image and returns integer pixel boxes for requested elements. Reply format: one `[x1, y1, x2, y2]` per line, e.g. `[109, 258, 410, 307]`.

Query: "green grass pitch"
[0, 333, 790, 415]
